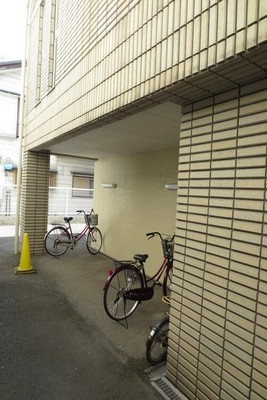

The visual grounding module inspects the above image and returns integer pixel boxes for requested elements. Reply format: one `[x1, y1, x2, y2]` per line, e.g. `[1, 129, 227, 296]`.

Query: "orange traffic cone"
[15, 233, 36, 274]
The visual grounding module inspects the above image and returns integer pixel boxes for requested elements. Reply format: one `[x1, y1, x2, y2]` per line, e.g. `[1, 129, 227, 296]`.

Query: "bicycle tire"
[86, 227, 102, 255]
[163, 262, 172, 297]
[44, 226, 70, 257]
[146, 314, 169, 365]
[103, 264, 144, 321]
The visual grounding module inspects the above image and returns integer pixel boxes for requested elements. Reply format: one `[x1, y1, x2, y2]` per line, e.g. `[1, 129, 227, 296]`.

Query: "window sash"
[72, 175, 94, 198]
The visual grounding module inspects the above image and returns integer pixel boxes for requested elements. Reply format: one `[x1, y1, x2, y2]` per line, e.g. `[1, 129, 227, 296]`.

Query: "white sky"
[0, 0, 27, 61]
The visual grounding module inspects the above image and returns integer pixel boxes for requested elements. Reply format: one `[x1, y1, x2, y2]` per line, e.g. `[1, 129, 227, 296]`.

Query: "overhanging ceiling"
[45, 102, 181, 159]
[37, 43, 267, 160]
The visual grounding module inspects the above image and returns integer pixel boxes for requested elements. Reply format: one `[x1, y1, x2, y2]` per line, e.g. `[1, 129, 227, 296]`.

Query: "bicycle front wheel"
[86, 227, 102, 254]
[103, 264, 144, 321]
[163, 262, 172, 297]
[146, 314, 169, 365]
[44, 226, 70, 257]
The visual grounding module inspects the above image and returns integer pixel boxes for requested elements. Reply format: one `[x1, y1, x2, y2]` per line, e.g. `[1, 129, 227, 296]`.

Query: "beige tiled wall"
[21, 1, 267, 396]
[20, 151, 50, 254]
[168, 79, 267, 399]
[24, 0, 267, 151]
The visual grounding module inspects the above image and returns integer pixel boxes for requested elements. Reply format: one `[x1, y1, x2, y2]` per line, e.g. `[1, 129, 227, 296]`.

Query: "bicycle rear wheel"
[44, 226, 70, 256]
[86, 227, 102, 254]
[163, 262, 172, 297]
[146, 314, 169, 365]
[103, 264, 143, 321]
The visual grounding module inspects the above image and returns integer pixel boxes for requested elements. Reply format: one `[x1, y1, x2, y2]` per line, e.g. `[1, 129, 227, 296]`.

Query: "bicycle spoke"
[44, 226, 70, 257]
[146, 316, 169, 365]
[106, 272, 126, 316]
[86, 227, 102, 255]
[103, 265, 143, 321]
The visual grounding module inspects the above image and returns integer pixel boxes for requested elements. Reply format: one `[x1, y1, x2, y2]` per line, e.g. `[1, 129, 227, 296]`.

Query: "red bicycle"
[44, 209, 102, 256]
[103, 232, 174, 321]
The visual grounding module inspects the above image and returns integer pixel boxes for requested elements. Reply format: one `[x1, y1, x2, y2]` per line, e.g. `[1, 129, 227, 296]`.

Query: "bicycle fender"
[146, 327, 158, 344]
[103, 263, 138, 290]
[146, 314, 169, 344]
[103, 269, 115, 290]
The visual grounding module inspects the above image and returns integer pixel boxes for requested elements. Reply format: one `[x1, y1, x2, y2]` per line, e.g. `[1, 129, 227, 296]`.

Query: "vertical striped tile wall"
[20, 151, 50, 255]
[168, 79, 267, 400]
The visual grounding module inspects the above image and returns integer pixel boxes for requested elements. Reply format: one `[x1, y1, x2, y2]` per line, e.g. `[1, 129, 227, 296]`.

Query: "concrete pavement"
[0, 235, 169, 400]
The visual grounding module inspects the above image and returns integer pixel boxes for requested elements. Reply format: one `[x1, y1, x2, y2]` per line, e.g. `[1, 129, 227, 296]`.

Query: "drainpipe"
[14, 1, 29, 254]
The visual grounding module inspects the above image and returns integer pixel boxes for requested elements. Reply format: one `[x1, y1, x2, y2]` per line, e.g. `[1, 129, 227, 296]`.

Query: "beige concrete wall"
[168, 79, 267, 400]
[24, 0, 267, 151]
[93, 147, 178, 277]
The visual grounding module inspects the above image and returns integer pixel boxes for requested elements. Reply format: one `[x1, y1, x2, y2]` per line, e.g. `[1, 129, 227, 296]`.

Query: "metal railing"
[0, 184, 94, 221]
[0, 185, 16, 216]
[48, 186, 93, 216]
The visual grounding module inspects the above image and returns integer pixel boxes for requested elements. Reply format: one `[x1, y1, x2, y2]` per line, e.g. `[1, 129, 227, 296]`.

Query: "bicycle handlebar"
[146, 231, 161, 240]
[146, 231, 174, 242]
[76, 208, 94, 215]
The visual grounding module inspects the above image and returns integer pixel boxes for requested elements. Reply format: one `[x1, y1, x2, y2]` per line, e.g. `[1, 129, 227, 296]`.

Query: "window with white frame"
[72, 174, 94, 198]
[0, 93, 19, 138]
[49, 171, 57, 187]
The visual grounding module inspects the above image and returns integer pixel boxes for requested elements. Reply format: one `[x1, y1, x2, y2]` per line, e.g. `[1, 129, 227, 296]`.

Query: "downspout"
[14, 1, 29, 254]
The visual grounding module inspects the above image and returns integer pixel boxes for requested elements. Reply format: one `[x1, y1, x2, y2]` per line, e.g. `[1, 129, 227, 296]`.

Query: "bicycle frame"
[145, 256, 170, 287]
[67, 222, 90, 242]
[124, 257, 171, 302]
[56, 219, 92, 246]
[104, 254, 171, 301]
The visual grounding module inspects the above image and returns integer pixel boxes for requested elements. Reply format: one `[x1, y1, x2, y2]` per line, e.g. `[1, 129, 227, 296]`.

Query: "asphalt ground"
[0, 235, 169, 400]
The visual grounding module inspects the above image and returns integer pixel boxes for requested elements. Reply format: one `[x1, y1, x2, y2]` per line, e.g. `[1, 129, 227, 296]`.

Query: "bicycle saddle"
[64, 217, 73, 223]
[133, 254, 149, 263]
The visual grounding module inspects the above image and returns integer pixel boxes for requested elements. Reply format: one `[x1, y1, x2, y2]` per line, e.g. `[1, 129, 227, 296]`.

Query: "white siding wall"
[48, 155, 94, 218]
[0, 69, 20, 216]
[0, 136, 19, 170]
[0, 69, 21, 93]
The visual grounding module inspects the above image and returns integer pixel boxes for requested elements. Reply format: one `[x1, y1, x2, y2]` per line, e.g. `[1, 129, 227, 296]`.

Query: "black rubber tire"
[146, 314, 169, 365]
[44, 226, 70, 257]
[103, 264, 144, 321]
[86, 227, 102, 254]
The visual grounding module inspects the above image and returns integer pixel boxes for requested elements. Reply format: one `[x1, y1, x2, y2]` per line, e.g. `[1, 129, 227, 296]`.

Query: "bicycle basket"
[84, 213, 98, 226]
[162, 240, 174, 259]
